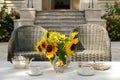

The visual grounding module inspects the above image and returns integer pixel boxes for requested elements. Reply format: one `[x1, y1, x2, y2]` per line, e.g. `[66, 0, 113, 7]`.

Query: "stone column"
[14, 8, 36, 29]
[33, 0, 42, 11]
[20, 8, 36, 19]
[85, 8, 106, 28]
[80, 0, 90, 10]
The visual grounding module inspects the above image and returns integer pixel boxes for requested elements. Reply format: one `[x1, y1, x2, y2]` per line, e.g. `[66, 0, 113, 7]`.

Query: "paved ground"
[111, 42, 120, 61]
[0, 42, 8, 61]
[0, 42, 120, 61]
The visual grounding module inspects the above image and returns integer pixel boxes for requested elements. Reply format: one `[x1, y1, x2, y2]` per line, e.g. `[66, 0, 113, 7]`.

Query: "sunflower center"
[47, 33, 49, 38]
[42, 43, 46, 48]
[47, 45, 52, 52]
[71, 44, 76, 50]
[38, 46, 42, 51]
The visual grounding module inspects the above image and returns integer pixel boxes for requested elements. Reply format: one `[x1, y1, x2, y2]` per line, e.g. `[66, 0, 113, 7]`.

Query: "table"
[0, 61, 120, 80]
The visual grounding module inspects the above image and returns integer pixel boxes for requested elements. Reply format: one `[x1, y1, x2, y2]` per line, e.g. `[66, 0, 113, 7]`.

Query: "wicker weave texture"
[8, 25, 48, 61]
[72, 24, 111, 61]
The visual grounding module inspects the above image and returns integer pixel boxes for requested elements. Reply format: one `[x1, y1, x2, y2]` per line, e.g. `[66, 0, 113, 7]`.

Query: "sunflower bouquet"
[35, 30, 78, 65]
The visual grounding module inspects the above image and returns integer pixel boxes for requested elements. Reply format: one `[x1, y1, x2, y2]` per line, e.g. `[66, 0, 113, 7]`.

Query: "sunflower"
[65, 38, 79, 55]
[72, 38, 79, 44]
[49, 32, 61, 41]
[35, 41, 43, 55]
[42, 30, 49, 40]
[60, 34, 66, 39]
[35, 30, 79, 65]
[39, 39, 47, 50]
[70, 32, 78, 40]
[46, 42, 58, 59]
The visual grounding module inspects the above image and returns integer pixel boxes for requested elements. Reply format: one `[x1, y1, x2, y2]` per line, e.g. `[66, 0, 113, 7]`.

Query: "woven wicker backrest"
[74, 24, 110, 50]
[12, 25, 45, 53]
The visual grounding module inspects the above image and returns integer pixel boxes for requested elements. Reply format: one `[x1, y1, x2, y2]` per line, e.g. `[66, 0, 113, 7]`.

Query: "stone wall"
[0, 0, 115, 11]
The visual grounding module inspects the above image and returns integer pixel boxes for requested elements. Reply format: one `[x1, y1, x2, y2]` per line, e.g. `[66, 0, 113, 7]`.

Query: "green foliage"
[0, 2, 20, 42]
[101, 1, 120, 41]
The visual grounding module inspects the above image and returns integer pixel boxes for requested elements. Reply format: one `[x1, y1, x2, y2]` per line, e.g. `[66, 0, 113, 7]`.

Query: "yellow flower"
[40, 39, 47, 50]
[72, 38, 79, 44]
[49, 32, 61, 41]
[43, 30, 49, 40]
[35, 41, 43, 55]
[45, 30, 49, 39]
[71, 32, 78, 40]
[46, 42, 58, 59]
[65, 38, 79, 55]
[35, 30, 79, 64]
[60, 34, 66, 39]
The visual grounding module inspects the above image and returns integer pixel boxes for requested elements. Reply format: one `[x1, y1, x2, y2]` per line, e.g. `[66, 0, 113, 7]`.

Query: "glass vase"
[52, 55, 71, 73]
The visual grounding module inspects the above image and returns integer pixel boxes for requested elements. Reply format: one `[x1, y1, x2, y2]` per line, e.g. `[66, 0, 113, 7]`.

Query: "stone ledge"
[14, 19, 34, 29]
[20, 8, 36, 19]
[14, 19, 34, 22]
[86, 19, 106, 22]
[85, 8, 101, 11]
[20, 8, 36, 11]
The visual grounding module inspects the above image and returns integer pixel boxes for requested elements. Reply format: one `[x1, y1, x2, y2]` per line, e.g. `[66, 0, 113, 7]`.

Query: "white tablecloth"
[0, 61, 120, 80]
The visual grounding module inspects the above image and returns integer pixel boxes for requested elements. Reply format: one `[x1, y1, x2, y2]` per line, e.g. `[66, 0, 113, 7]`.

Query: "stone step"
[44, 28, 74, 35]
[42, 25, 78, 28]
[46, 27, 74, 31]
[36, 11, 85, 16]
[35, 22, 86, 26]
[35, 16, 85, 20]
[35, 25, 84, 35]
[36, 13, 85, 16]
[35, 11, 86, 35]
[35, 19, 86, 23]
[36, 25, 80, 33]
